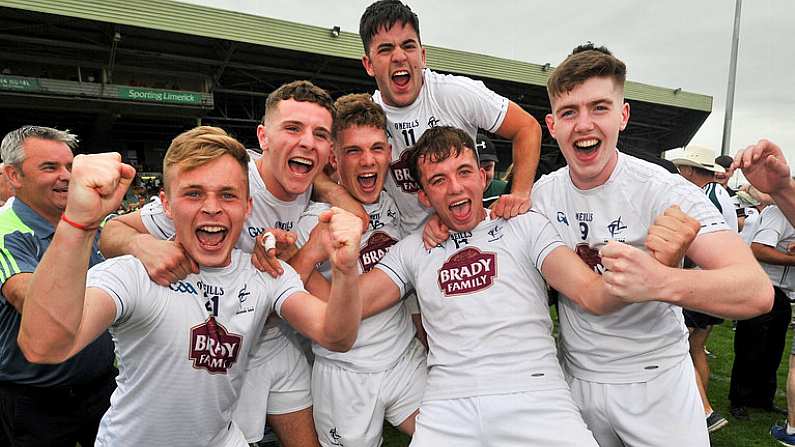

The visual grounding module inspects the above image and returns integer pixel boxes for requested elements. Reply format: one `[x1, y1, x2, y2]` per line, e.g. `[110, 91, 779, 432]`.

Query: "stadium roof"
[0, 0, 712, 166]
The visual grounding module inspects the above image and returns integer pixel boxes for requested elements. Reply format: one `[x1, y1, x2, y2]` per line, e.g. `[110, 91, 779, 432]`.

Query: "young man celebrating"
[295, 94, 426, 446]
[293, 125, 701, 446]
[358, 0, 542, 233]
[531, 44, 773, 447]
[17, 126, 364, 446]
[99, 80, 358, 446]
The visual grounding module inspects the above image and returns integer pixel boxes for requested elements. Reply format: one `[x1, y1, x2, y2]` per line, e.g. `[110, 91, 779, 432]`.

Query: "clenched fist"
[318, 207, 363, 274]
[65, 153, 136, 228]
[646, 205, 700, 267]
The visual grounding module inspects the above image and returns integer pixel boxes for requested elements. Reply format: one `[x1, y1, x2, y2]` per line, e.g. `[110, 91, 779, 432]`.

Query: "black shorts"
[0, 367, 116, 446]
[683, 309, 724, 329]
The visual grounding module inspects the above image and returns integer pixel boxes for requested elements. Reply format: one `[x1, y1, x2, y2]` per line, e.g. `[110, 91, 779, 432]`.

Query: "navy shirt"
[0, 199, 114, 386]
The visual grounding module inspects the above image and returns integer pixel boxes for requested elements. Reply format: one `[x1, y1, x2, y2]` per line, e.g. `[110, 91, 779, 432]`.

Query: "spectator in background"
[737, 185, 772, 240]
[671, 144, 738, 432]
[0, 126, 116, 446]
[729, 197, 793, 419]
[476, 133, 507, 208]
[748, 200, 795, 445]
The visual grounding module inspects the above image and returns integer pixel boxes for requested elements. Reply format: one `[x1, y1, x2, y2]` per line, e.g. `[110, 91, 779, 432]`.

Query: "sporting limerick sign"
[119, 87, 202, 105]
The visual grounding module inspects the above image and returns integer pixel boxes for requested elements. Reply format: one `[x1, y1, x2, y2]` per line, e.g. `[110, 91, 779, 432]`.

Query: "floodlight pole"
[721, 0, 742, 156]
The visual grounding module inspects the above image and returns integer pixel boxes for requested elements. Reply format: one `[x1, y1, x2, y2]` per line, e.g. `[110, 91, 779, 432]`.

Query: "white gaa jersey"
[86, 250, 305, 446]
[740, 207, 761, 244]
[752, 205, 795, 293]
[295, 193, 414, 371]
[375, 211, 566, 402]
[703, 182, 739, 232]
[373, 69, 509, 234]
[532, 151, 729, 383]
[140, 158, 311, 353]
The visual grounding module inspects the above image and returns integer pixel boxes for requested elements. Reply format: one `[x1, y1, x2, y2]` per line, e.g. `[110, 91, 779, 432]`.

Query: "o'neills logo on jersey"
[438, 247, 497, 297]
[390, 150, 420, 193]
[359, 231, 398, 272]
[189, 317, 242, 374]
[575, 243, 605, 274]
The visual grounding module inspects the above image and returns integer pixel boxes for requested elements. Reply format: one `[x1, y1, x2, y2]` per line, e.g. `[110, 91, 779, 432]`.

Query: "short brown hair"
[163, 126, 249, 192]
[547, 43, 626, 100]
[262, 80, 336, 125]
[409, 126, 477, 187]
[333, 93, 387, 142]
[359, 0, 420, 55]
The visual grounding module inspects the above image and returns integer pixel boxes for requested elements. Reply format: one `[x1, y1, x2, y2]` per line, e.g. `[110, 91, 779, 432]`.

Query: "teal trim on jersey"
[704, 183, 723, 214]
[0, 208, 33, 282]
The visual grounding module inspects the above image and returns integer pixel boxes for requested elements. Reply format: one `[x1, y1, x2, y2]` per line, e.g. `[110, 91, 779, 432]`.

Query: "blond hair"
[163, 126, 249, 191]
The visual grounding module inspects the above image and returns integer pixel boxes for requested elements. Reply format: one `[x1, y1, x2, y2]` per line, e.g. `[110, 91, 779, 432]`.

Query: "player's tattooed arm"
[492, 101, 542, 218]
[19, 153, 134, 363]
[312, 171, 369, 232]
[540, 246, 627, 315]
[100, 211, 198, 286]
[732, 139, 795, 226]
[645, 205, 700, 267]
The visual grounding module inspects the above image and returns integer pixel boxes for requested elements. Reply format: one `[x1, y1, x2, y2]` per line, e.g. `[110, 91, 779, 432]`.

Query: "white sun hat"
[669, 144, 725, 173]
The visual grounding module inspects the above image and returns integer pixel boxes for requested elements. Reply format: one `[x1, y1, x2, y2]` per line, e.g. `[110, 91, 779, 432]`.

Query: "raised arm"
[490, 101, 542, 218]
[312, 171, 369, 231]
[287, 218, 402, 319]
[732, 139, 795, 226]
[18, 153, 135, 363]
[279, 208, 365, 351]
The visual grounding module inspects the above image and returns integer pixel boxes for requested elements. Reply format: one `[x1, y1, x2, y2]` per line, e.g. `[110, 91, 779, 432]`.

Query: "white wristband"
[262, 231, 276, 251]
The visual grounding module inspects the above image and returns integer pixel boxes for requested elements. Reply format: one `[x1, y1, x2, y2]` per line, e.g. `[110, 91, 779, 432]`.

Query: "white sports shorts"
[410, 388, 598, 447]
[233, 332, 313, 442]
[567, 357, 708, 447]
[312, 338, 427, 447]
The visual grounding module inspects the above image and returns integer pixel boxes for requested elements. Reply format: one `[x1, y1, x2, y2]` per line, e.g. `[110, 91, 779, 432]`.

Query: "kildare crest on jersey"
[390, 149, 420, 194]
[189, 317, 242, 374]
[438, 247, 497, 297]
[360, 231, 398, 272]
[575, 243, 606, 274]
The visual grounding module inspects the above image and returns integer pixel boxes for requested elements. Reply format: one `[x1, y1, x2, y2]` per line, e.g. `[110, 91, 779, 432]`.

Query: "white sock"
[786, 422, 795, 435]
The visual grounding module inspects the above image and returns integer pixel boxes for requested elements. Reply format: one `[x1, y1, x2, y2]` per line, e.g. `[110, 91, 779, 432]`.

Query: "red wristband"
[61, 214, 99, 231]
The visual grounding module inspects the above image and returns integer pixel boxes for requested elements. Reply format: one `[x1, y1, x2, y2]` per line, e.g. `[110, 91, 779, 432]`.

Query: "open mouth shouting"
[449, 198, 472, 221]
[288, 156, 314, 175]
[357, 172, 379, 192]
[573, 138, 602, 161]
[392, 69, 411, 88]
[196, 224, 228, 250]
